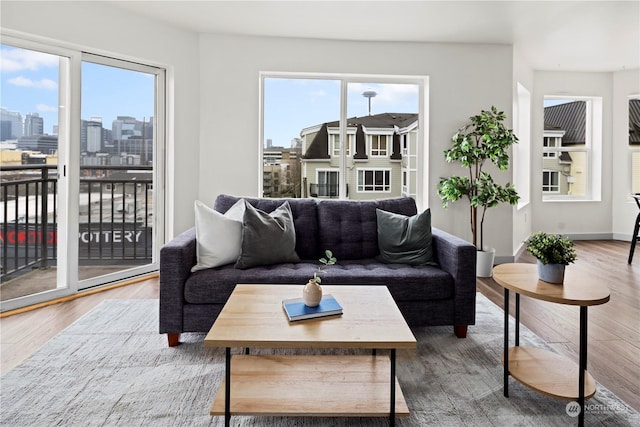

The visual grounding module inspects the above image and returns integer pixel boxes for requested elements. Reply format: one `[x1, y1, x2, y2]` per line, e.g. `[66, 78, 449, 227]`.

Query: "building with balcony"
[300, 113, 418, 200]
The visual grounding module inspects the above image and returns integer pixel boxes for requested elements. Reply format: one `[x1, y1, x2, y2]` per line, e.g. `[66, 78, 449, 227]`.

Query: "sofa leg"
[167, 333, 180, 347]
[454, 325, 468, 338]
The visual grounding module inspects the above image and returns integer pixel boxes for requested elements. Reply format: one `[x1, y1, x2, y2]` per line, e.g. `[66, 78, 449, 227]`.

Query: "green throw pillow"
[234, 200, 300, 269]
[376, 208, 436, 266]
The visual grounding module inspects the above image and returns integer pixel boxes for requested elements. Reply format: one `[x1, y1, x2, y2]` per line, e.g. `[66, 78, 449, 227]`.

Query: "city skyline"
[1, 44, 154, 138]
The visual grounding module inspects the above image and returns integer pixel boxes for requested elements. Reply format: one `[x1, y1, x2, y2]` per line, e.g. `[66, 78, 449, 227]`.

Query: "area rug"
[1, 295, 637, 427]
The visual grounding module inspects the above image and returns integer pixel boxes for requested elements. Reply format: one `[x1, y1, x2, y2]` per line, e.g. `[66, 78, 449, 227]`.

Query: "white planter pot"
[476, 248, 496, 277]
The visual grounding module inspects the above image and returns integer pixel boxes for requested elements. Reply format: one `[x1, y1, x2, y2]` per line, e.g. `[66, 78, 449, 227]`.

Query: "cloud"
[8, 76, 58, 90]
[36, 104, 57, 113]
[0, 47, 58, 72]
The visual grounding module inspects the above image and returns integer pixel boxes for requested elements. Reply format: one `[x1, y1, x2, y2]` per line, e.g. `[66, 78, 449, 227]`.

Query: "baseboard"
[613, 233, 633, 242]
[563, 232, 614, 240]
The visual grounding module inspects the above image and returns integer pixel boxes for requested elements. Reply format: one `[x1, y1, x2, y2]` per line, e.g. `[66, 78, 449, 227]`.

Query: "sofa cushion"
[235, 201, 300, 269]
[185, 262, 319, 304]
[316, 197, 418, 260]
[376, 208, 436, 266]
[191, 199, 245, 271]
[184, 258, 453, 305]
[214, 194, 319, 259]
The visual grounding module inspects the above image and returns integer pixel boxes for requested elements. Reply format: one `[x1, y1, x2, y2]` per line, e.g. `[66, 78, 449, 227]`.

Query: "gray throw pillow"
[376, 208, 436, 266]
[235, 200, 300, 269]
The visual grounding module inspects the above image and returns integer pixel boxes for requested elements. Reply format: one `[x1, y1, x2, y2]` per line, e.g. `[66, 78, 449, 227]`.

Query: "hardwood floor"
[1, 240, 638, 411]
[0, 277, 160, 375]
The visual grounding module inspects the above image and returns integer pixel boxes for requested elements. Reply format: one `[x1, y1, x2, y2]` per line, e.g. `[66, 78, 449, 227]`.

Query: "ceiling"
[108, 1, 639, 72]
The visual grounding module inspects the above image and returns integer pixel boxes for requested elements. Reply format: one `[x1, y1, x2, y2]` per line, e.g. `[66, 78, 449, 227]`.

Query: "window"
[330, 133, 352, 157]
[401, 134, 408, 156]
[514, 82, 531, 209]
[369, 134, 389, 157]
[543, 136, 560, 158]
[316, 170, 339, 197]
[630, 96, 640, 193]
[542, 97, 602, 201]
[542, 170, 560, 193]
[261, 74, 423, 201]
[357, 168, 391, 192]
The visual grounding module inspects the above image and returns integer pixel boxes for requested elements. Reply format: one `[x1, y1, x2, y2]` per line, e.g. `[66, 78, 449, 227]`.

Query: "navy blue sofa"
[159, 194, 476, 346]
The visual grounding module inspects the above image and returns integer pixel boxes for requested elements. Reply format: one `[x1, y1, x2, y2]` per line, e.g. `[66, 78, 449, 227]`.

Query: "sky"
[264, 78, 419, 147]
[2, 44, 421, 145]
[1, 44, 154, 136]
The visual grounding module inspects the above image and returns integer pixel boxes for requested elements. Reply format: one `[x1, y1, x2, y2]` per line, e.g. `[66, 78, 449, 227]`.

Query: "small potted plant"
[524, 231, 577, 284]
[303, 249, 337, 306]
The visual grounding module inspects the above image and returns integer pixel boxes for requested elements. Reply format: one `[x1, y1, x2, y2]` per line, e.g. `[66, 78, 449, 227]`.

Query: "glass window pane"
[79, 60, 155, 283]
[632, 152, 640, 194]
[543, 98, 589, 199]
[263, 77, 420, 200]
[263, 77, 339, 198]
[1, 43, 63, 299]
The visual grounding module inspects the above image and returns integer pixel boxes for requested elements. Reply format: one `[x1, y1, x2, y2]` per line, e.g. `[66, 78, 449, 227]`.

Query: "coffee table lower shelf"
[210, 354, 410, 417]
[503, 346, 596, 400]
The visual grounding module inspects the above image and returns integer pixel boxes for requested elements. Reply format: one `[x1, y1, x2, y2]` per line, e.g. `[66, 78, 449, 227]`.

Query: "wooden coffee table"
[493, 263, 610, 427]
[204, 284, 417, 426]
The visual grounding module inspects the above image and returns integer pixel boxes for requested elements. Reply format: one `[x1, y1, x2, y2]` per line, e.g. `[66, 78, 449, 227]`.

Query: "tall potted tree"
[437, 106, 520, 277]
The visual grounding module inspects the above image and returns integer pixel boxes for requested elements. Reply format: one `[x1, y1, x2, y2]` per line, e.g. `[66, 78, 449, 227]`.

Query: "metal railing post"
[40, 166, 49, 269]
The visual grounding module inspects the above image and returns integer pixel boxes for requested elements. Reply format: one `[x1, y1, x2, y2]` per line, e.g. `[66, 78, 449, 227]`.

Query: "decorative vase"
[302, 279, 323, 307]
[537, 260, 565, 284]
[476, 248, 496, 278]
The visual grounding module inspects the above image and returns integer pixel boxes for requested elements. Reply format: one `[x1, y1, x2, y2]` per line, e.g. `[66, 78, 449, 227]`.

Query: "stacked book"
[282, 294, 343, 321]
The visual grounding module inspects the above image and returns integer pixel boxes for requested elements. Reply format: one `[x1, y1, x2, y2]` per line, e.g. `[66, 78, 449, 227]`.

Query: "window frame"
[629, 95, 640, 195]
[0, 31, 168, 312]
[542, 170, 560, 193]
[542, 96, 602, 202]
[259, 72, 428, 206]
[329, 131, 353, 157]
[357, 168, 392, 193]
[316, 169, 339, 197]
[368, 133, 390, 157]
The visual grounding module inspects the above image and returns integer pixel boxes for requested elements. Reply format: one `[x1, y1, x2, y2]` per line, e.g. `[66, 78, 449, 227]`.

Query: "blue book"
[282, 294, 343, 321]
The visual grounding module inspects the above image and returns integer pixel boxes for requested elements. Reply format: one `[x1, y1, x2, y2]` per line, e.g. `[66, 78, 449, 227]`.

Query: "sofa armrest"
[159, 227, 197, 334]
[432, 227, 477, 326]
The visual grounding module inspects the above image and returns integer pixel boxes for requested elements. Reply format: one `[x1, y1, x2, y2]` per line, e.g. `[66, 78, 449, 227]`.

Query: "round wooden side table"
[492, 263, 610, 427]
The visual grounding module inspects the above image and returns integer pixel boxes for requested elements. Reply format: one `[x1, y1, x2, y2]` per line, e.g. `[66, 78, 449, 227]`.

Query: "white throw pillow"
[191, 199, 245, 271]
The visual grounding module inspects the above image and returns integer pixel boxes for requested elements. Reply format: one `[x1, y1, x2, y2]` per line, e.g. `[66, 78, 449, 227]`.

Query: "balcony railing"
[1, 165, 153, 282]
[309, 183, 348, 198]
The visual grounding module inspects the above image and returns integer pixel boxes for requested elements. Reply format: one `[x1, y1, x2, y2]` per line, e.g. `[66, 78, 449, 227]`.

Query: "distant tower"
[362, 89, 377, 116]
[86, 117, 103, 153]
[25, 113, 44, 136]
[267, 138, 273, 148]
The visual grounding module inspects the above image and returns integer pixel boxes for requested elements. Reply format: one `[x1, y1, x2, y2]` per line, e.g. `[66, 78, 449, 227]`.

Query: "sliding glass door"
[0, 36, 165, 311]
[77, 55, 164, 289]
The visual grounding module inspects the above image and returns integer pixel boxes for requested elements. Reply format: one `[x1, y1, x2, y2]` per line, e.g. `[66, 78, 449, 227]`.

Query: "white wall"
[612, 69, 640, 240]
[531, 71, 613, 237]
[1, 1, 201, 237]
[200, 33, 517, 256]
